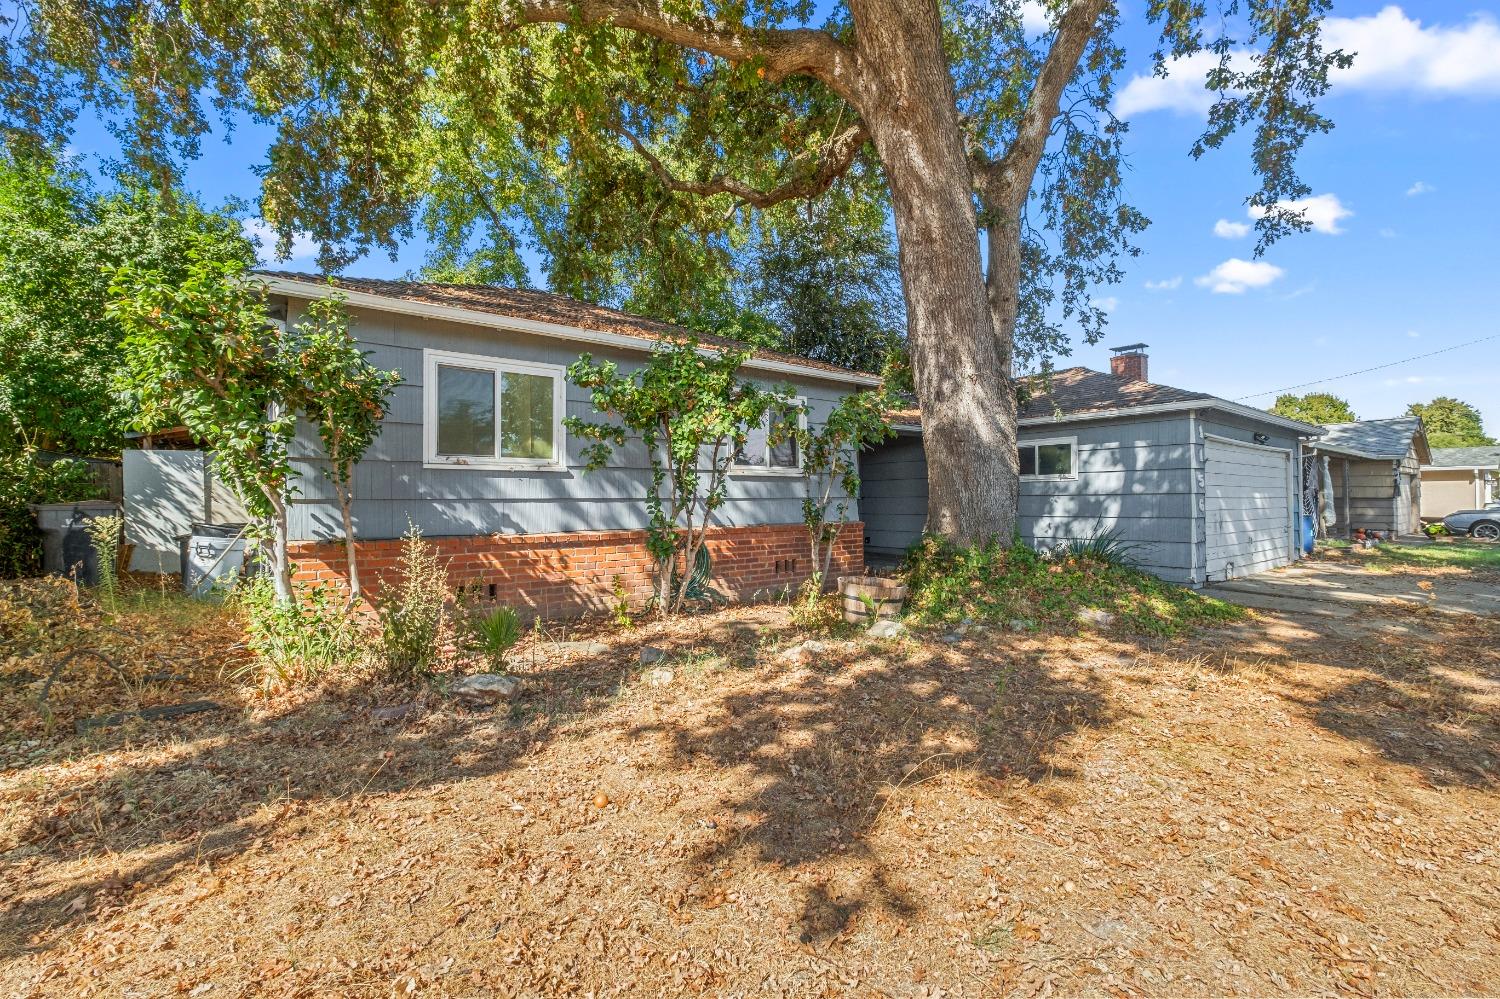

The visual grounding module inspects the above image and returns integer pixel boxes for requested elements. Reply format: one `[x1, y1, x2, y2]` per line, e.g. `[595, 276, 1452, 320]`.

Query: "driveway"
[1203, 556, 1500, 619]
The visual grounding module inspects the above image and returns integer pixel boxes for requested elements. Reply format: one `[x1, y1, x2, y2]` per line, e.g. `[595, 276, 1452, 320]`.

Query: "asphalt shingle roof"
[1312, 417, 1427, 460]
[887, 366, 1232, 427]
[257, 271, 873, 382]
[1428, 446, 1500, 467]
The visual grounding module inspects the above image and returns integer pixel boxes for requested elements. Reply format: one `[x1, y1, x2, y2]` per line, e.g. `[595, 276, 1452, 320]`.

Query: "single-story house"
[1304, 418, 1429, 538]
[860, 345, 1321, 586]
[1420, 446, 1500, 520]
[125, 271, 878, 617]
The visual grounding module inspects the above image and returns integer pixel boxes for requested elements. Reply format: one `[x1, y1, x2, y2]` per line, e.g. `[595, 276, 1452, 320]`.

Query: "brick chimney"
[1109, 343, 1149, 382]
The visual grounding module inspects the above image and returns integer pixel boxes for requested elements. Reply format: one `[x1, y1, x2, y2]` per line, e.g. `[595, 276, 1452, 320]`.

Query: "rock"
[548, 641, 610, 657]
[941, 633, 963, 645]
[639, 645, 667, 665]
[451, 674, 521, 704]
[778, 639, 828, 664]
[645, 667, 674, 687]
[865, 619, 905, 640]
[801, 640, 828, 654]
[1008, 619, 1032, 633]
[370, 702, 419, 723]
[1076, 608, 1116, 628]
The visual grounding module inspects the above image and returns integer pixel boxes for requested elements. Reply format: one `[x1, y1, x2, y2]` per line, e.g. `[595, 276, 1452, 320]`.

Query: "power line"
[1236, 332, 1500, 400]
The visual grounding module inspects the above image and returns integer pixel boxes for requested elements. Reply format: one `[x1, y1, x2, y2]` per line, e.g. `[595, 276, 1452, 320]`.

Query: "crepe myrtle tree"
[565, 338, 790, 615]
[293, 295, 404, 605]
[109, 255, 302, 602]
[5, 0, 1347, 546]
[780, 390, 892, 588]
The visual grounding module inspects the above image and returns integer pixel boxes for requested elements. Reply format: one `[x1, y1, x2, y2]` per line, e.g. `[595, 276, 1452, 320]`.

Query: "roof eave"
[1020, 398, 1322, 436]
[261, 273, 883, 388]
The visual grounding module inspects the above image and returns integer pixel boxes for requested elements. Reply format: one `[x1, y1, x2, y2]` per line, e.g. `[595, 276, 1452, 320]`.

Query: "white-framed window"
[423, 348, 566, 469]
[1018, 435, 1077, 480]
[733, 397, 808, 474]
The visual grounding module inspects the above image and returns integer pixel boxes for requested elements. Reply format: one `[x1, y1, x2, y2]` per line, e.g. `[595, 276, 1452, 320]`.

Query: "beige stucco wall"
[1420, 469, 1479, 519]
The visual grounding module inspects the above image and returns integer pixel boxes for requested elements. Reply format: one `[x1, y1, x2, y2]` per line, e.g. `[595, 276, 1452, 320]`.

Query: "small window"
[734, 399, 806, 472]
[1018, 437, 1076, 479]
[424, 350, 565, 468]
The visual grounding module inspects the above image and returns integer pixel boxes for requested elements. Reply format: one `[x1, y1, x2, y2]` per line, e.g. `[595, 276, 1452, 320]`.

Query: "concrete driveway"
[1203, 557, 1500, 619]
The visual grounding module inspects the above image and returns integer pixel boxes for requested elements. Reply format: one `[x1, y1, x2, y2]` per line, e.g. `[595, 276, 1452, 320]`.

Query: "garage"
[1204, 435, 1295, 581]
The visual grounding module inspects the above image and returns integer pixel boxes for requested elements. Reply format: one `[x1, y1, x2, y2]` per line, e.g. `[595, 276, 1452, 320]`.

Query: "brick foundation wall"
[288, 522, 865, 620]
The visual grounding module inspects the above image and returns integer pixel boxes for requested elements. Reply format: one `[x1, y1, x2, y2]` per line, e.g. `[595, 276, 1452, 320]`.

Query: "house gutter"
[262, 275, 884, 389]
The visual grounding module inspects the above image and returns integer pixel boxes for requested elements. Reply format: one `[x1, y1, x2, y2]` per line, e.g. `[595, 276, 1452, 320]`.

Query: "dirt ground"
[2, 571, 1498, 997]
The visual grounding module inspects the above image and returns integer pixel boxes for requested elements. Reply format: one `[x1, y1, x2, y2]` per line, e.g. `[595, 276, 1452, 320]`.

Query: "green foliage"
[292, 294, 403, 598]
[791, 389, 893, 584]
[1407, 397, 1494, 448]
[901, 536, 1243, 638]
[375, 524, 450, 680]
[0, 149, 252, 454]
[0, 447, 102, 578]
[609, 575, 634, 630]
[460, 603, 523, 671]
[1054, 529, 1143, 568]
[1270, 392, 1357, 425]
[233, 575, 362, 688]
[84, 512, 123, 610]
[565, 337, 789, 614]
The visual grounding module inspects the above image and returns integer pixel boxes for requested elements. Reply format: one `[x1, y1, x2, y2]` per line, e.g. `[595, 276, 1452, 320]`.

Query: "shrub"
[901, 535, 1242, 637]
[233, 574, 361, 688]
[460, 604, 522, 671]
[375, 524, 450, 680]
[1053, 529, 1142, 568]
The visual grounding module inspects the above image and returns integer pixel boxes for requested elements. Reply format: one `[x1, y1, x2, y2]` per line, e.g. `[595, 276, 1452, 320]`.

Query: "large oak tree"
[0, 0, 1345, 543]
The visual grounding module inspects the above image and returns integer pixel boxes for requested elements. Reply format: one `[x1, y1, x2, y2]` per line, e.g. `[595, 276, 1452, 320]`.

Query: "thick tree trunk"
[849, 0, 1019, 545]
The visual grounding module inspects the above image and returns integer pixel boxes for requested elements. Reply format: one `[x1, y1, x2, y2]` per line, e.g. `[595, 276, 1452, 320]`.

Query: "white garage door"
[1204, 436, 1293, 581]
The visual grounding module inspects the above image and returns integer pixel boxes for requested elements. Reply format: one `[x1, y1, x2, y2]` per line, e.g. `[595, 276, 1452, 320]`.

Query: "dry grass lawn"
[2, 576, 1498, 997]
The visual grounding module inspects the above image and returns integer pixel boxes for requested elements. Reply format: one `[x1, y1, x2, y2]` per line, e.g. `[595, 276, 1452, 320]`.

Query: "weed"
[232, 575, 360, 688]
[374, 524, 450, 680]
[84, 514, 123, 611]
[610, 575, 634, 630]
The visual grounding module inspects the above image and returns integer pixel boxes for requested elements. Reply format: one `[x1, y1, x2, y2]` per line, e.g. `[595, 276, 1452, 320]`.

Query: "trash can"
[178, 522, 251, 598]
[1301, 514, 1316, 554]
[32, 501, 121, 585]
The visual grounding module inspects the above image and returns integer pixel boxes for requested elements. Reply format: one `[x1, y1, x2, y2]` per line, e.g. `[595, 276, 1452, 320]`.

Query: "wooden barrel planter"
[838, 575, 908, 625]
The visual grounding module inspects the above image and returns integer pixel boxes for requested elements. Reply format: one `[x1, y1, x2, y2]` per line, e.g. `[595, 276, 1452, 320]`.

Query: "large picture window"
[734, 399, 807, 473]
[1018, 436, 1077, 479]
[424, 350, 565, 468]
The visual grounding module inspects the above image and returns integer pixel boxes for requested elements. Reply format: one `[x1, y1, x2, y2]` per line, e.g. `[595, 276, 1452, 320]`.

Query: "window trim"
[422, 348, 567, 470]
[1018, 435, 1079, 481]
[731, 396, 809, 476]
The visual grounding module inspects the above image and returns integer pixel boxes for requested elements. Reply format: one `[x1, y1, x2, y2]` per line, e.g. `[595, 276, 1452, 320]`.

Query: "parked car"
[1442, 503, 1500, 540]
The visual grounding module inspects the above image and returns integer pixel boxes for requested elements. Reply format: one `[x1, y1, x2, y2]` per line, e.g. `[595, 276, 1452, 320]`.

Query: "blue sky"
[64, 1, 1500, 434]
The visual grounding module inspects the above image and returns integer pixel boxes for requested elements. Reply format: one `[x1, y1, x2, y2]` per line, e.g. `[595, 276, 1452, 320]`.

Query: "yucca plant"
[461, 604, 522, 671]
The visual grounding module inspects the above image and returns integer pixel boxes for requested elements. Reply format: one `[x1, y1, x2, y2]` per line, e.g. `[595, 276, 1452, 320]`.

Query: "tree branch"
[979, 0, 1108, 208]
[614, 122, 869, 210]
[504, 1, 862, 101]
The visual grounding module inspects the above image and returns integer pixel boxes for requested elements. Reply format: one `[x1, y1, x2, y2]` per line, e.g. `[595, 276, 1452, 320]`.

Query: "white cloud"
[1144, 276, 1183, 291]
[1019, 1, 1050, 35]
[242, 217, 318, 264]
[1247, 193, 1353, 235]
[1114, 6, 1500, 118]
[1096, 296, 1119, 312]
[1379, 227, 1397, 238]
[1213, 218, 1251, 239]
[1406, 180, 1434, 196]
[1407, 330, 1422, 338]
[1195, 258, 1286, 294]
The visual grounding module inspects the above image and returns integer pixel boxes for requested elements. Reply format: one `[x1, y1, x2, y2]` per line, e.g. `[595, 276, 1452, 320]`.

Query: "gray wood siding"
[860, 416, 1200, 584]
[1196, 414, 1304, 581]
[283, 301, 862, 541]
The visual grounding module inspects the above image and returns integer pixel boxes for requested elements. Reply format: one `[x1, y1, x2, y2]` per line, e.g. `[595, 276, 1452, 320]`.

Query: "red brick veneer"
[288, 521, 864, 619]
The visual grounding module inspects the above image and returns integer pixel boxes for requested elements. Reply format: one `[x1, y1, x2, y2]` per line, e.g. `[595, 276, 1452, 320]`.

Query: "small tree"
[566, 339, 787, 615]
[293, 295, 403, 605]
[789, 390, 893, 588]
[110, 255, 301, 601]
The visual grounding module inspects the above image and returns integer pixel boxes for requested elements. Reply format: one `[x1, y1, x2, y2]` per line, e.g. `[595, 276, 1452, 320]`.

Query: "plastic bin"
[32, 501, 121, 585]
[178, 522, 252, 598]
[1301, 514, 1316, 554]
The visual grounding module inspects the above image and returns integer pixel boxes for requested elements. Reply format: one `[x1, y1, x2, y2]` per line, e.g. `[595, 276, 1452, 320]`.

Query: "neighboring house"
[1420, 446, 1500, 520]
[124, 272, 878, 617]
[1304, 418, 1430, 538]
[859, 345, 1320, 586]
